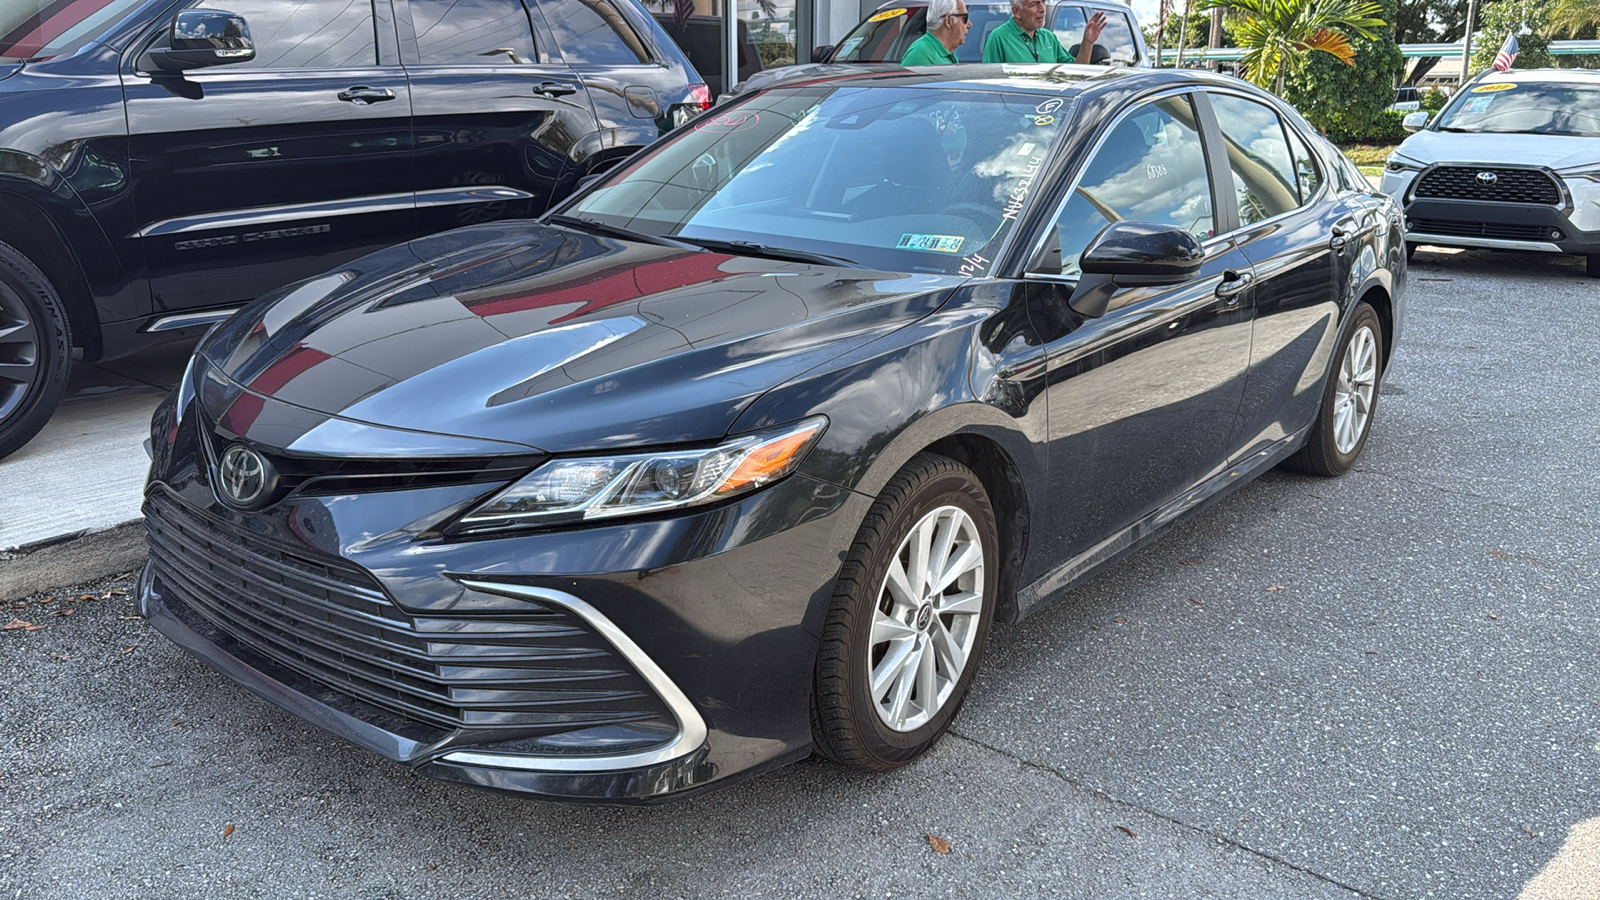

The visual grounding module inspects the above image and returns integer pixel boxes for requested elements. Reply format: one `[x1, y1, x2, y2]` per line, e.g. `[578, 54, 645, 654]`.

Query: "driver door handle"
[337, 86, 396, 105]
[533, 82, 578, 98]
[1215, 269, 1253, 302]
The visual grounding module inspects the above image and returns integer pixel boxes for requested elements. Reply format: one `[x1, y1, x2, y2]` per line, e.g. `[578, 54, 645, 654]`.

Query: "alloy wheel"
[868, 504, 986, 733]
[0, 280, 43, 422]
[1333, 325, 1378, 455]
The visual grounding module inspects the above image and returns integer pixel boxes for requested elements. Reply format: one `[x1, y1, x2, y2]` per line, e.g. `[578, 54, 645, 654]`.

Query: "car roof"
[747, 63, 1235, 99]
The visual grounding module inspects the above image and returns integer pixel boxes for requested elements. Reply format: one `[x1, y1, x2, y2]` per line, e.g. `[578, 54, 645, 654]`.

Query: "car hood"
[0, 63, 19, 81]
[198, 222, 958, 454]
[1396, 129, 1598, 171]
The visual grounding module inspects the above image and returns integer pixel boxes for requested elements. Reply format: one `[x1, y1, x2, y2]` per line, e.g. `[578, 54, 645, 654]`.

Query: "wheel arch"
[920, 432, 1031, 623]
[0, 189, 101, 359]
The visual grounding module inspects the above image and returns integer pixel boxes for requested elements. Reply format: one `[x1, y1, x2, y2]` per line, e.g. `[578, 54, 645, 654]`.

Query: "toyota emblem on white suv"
[1476, 171, 1499, 186]
[218, 444, 269, 507]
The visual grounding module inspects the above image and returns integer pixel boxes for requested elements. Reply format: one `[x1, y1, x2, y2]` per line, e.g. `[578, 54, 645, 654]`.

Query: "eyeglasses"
[947, 12, 970, 21]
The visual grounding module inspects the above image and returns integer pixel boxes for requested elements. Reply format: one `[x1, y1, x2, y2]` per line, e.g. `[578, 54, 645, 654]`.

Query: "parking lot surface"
[2, 247, 1598, 899]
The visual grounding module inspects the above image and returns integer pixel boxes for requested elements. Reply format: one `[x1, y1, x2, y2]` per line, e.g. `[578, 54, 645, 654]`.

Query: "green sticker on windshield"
[897, 234, 965, 253]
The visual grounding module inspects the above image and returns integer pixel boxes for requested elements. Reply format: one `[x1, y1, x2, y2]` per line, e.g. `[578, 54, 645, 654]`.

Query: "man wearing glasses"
[982, 0, 1106, 65]
[900, 0, 972, 65]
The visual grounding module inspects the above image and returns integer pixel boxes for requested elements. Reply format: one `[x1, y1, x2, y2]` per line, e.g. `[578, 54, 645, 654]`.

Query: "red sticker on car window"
[695, 113, 761, 134]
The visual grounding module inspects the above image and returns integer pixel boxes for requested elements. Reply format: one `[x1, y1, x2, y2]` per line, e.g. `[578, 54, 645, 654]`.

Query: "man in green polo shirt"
[982, 0, 1105, 65]
[901, 0, 971, 65]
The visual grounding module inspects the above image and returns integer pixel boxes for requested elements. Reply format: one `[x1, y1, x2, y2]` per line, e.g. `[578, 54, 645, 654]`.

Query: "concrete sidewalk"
[0, 341, 190, 594]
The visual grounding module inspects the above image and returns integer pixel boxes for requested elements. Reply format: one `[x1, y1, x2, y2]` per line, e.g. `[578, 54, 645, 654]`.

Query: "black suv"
[0, 0, 707, 458]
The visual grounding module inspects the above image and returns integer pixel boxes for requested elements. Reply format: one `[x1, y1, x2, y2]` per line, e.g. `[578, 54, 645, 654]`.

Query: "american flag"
[1493, 33, 1519, 72]
[674, 0, 693, 32]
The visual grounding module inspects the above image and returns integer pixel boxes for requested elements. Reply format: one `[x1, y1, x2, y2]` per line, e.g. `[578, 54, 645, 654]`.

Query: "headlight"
[455, 416, 828, 533]
[1555, 162, 1600, 183]
[1385, 154, 1425, 173]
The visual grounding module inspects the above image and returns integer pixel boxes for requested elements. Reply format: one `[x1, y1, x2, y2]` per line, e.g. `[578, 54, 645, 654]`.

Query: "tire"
[1586, 254, 1599, 278]
[1405, 242, 1418, 262]
[0, 241, 72, 460]
[1283, 301, 1383, 477]
[812, 453, 998, 771]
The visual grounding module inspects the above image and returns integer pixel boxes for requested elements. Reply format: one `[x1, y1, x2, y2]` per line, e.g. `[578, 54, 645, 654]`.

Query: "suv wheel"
[0, 241, 72, 460]
[1587, 254, 1599, 278]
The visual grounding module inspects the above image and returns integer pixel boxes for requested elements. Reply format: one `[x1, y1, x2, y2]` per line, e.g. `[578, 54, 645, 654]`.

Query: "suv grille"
[1409, 219, 1561, 241]
[144, 489, 670, 734]
[1413, 166, 1562, 205]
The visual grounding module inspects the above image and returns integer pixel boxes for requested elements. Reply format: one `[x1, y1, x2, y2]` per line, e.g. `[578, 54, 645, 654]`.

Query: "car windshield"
[566, 85, 1072, 275]
[0, 0, 146, 62]
[832, 5, 1014, 64]
[1435, 81, 1600, 137]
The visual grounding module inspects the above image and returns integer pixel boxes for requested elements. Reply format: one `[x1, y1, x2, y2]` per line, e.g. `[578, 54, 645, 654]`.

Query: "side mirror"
[813, 44, 834, 63]
[146, 10, 254, 73]
[1067, 221, 1205, 318]
[1402, 111, 1430, 133]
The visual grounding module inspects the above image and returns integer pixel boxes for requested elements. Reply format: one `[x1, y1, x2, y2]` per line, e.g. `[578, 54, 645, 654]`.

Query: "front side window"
[568, 86, 1073, 274]
[409, 0, 537, 65]
[1047, 93, 1213, 275]
[1210, 93, 1300, 226]
[539, 0, 649, 65]
[193, 0, 376, 68]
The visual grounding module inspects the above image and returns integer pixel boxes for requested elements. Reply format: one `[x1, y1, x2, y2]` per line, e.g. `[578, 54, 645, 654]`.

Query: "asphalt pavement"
[2, 247, 1598, 899]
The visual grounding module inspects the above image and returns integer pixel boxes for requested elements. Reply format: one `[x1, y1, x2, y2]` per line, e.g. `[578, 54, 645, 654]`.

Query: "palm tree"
[1550, 0, 1600, 36]
[1197, 0, 1386, 94]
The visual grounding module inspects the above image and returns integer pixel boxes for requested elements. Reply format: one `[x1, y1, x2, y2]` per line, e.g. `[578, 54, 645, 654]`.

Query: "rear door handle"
[1331, 219, 1370, 248]
[337, 86, 396, 105]
[1215, 268, 1253, 302]
[533, 81, 578, 98]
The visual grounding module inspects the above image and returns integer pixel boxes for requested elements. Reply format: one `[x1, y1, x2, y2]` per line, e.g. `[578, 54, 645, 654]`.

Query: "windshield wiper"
[679, 237, 859, 268]
[547, 214, 697, 250]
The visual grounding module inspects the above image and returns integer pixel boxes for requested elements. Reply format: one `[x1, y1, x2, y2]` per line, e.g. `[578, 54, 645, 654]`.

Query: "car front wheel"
[1284, 301, 1383, 477]
[812, 453, 998, 771]
[0, 241, 72, 460]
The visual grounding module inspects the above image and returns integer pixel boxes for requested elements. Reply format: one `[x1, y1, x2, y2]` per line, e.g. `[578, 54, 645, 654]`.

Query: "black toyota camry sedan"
[141, 65, 1406, 803]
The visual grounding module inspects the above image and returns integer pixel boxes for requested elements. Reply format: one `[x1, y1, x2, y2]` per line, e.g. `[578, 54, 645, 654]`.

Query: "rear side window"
[1285, 126, 1324, 203]
[409, 0, 538, 65]
[537, 0, 650, 65]
[194, 0, 376, 68]
[1209, 93, 1300, 225]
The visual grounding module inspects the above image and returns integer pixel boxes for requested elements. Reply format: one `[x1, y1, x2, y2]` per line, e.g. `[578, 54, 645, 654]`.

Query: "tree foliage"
[1550, 0, 1600, 35]
[1282, 0, 1405, 140]
[1395, 0, 1468, 82]
[1197, 0, 1388, 92]
[1469, 0, 1553, 75]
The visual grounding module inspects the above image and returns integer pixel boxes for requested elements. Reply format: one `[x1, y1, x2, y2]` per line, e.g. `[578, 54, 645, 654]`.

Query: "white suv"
[1380, 69, 1600, 276]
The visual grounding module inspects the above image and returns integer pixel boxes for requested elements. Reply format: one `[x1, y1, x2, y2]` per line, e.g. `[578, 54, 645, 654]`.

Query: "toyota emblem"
[218, 444, 270, 507]
[1476, 171, 1499, 186]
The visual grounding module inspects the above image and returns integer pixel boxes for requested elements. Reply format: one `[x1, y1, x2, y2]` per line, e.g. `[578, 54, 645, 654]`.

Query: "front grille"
[1409, 218, 1561, 241]
[1413, 166, 1562, 205]
[144, 489, 671, 734]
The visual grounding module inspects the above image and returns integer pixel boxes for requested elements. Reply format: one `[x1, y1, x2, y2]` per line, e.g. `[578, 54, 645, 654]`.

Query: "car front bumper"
[1382, 167, 1600, 256]
[139, 409, 873, 803]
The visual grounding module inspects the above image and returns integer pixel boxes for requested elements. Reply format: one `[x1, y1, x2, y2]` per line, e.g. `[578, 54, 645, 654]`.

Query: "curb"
[0, 520, 147, 600]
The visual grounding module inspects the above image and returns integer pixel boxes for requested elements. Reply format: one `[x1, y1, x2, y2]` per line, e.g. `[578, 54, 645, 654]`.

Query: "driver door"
[1023, 91, 1256, 567]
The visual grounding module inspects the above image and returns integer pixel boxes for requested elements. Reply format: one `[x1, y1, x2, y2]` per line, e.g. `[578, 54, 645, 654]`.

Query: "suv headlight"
[1555, 162, 1600, 183]
[1385, 154, 1425, 173]
[454, 416, 828, 533]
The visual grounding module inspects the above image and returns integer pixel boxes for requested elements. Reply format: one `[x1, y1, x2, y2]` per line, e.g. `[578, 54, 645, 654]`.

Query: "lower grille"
[1413, 166, 1562, 205]
[144, 489, 671, 734]
[1409, 218, 1561, 241]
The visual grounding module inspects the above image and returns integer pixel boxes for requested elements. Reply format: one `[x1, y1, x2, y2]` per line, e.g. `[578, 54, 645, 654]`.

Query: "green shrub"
[1421, 86, 1449, 112]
